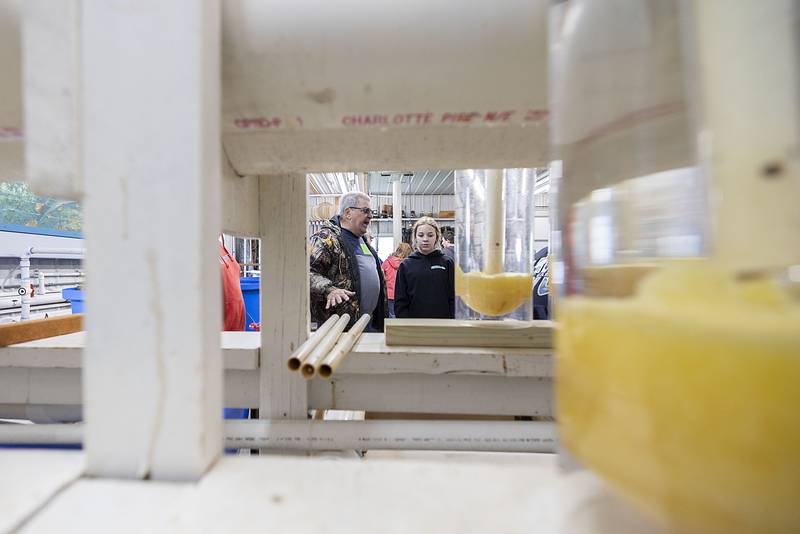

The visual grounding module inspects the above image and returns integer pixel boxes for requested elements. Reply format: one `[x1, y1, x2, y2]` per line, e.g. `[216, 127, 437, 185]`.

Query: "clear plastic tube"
[454, 169, 535, 320]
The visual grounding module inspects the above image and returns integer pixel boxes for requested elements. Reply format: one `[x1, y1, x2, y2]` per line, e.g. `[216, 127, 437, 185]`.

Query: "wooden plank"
[259, 173, 309, 419]
[0, 331, 258, 370]
[385, 319, 554, 349]
[343, 333, 553, 377]
[0, 331, 551, 376]
[0, 314, 83, 347]
[0, 369, 257, 410]
[0, 368, 548, 416]
[309, 375, 553, 417]
[221, 155, 260, 236]
[81, 0, 222, 481]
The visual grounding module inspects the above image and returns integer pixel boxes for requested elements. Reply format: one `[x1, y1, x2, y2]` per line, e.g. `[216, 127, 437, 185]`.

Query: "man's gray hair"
[338, 191, 372, 215]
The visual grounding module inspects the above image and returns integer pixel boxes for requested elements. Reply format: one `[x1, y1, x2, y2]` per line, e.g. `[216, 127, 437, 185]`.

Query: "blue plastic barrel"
[61, 287, 85, 314]
[239, 277, 260, 331]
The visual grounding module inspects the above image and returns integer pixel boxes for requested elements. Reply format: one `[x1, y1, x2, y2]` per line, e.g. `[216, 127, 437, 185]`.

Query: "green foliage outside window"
[0, 181, 82, 232]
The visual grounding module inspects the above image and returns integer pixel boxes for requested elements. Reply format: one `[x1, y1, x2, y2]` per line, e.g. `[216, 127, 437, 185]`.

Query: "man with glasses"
[310, 191, 388, 332]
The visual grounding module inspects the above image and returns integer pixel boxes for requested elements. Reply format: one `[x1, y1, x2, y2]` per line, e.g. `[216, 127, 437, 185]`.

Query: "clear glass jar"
[551, 1, 800, 532]
[454, 168, 536, 320]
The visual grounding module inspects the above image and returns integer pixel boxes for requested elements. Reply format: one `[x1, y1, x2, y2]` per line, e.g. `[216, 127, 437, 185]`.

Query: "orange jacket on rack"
[220, 241, 246, 331]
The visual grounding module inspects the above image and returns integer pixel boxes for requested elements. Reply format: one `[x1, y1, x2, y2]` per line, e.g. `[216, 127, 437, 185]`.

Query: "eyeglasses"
[347, 206, 372, 215]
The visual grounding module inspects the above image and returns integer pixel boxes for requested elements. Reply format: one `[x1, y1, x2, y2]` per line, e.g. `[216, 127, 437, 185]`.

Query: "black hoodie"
[394, 250, 455, 319]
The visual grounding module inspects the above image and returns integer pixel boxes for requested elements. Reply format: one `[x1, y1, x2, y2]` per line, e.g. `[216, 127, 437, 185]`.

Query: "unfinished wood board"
[0, 315, 83, 347]
[259, 173, 309, 419]
[344, 333, 553, 377]
[385, 319, 554, 348]
[0, 367, 550, 416]
[310, 374, 553, 416]
[14, 452, 664, 534]
[0, 331, 551, 377]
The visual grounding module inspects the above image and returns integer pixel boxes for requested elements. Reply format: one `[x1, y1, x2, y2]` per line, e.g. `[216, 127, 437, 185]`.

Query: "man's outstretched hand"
[326, 288, 356, 309]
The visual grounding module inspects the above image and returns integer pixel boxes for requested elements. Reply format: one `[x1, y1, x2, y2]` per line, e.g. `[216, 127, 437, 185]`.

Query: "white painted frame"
[80, 1, 222, 481]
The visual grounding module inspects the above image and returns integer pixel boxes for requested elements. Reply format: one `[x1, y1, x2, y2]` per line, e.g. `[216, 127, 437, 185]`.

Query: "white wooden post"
[392, 178, 403, 249]
[82, 1, 222, 481]
[259, 174, 309, 419]
[22, 0, 83, 200]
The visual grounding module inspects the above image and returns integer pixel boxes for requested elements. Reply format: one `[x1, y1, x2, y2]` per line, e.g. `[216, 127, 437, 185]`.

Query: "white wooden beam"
[221, 157, 260, 237]
[224, 126, 549, 175]
[392, 178, 402, 248]
[22, 0, 83, 200]
[0, 0, 24, 182]
[309, 375, 553, 416]
[81, 0, 222, 480]
[0, 332, 553, 415]
[259, 174, 309, 419]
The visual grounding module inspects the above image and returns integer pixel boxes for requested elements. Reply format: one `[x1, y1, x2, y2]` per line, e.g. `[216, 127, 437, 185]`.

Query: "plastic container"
[551, 1, 800, 532]
[453, 169, 536, 320]
[239, 277, 260, 331]
[61, 287, 85, 314]
[224, 408, 249, 419]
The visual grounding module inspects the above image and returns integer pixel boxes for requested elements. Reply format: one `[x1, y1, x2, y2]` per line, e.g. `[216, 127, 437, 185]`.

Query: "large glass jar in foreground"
[454, 169, 535, 320]
[551, 1, 800, 533]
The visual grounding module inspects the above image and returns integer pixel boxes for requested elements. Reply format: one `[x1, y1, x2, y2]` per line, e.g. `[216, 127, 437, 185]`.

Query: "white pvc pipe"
[26, 247, 85, 256]
[0, 293, 67, 310]
[230, 420, 558, 452]
[0, 278, 83, 291]
[0, 404, 83, 424]
[392, 178, 402, 249]
[0, 420, 558, 453]
[485, 169, 505, 275]
[19, 256, 30, 320]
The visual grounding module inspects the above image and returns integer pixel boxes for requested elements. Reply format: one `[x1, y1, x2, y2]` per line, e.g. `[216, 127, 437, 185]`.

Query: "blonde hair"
[411, 216, 442, 252]
[392, 242, 413, 259]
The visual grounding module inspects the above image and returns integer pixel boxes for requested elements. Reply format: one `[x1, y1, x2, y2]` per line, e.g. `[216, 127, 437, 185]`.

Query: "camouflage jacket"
[309, 217, 387, 332]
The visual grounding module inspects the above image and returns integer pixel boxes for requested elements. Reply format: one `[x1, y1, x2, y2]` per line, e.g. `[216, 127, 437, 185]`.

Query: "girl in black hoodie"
[394, 217, 455, 319]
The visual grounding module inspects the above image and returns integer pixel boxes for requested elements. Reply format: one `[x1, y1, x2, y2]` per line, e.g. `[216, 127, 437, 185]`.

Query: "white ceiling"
[307, 172, 361, 196]
[308, 171, 454, 196]
[368, 171, 454, 195]
[307, 169, 549, 196]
